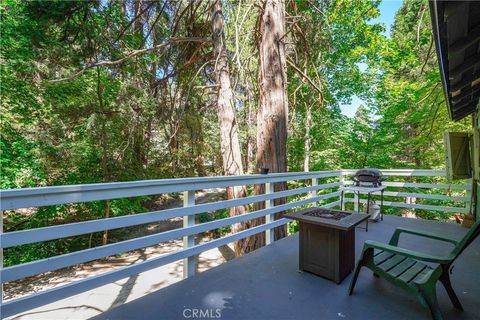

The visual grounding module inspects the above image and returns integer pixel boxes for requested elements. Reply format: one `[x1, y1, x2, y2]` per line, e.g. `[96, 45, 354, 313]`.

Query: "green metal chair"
[348, 219, 480, 320]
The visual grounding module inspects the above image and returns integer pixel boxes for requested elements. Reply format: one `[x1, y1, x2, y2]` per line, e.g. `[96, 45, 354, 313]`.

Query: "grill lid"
[352, 168, 384, 187]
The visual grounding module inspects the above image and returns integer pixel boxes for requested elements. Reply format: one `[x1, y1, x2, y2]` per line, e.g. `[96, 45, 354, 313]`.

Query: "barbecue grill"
[352, 168, 384, 187]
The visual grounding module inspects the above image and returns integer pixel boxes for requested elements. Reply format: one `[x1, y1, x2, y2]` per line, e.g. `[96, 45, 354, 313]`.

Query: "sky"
[339, 0, 404, 118]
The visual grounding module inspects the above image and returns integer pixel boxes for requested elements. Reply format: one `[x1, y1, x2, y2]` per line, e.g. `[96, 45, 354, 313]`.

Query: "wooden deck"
[93, 216, 480, 320]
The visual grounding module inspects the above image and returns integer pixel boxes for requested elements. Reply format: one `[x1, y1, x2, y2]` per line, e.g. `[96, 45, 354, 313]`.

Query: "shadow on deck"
[93, 216, 480, 320]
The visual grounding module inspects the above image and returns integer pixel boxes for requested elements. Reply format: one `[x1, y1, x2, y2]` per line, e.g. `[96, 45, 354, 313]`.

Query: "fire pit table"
[285, 208, 369, 284]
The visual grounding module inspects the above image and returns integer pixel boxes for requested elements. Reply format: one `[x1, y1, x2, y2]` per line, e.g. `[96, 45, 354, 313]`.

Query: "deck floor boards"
[93, 216, 480, 320]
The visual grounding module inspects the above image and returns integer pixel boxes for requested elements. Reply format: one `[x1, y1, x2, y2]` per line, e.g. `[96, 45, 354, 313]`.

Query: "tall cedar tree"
[255, 0, 289, 244]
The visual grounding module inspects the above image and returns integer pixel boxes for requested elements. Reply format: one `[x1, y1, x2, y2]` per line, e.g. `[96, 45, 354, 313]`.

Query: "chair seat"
[373, 249, 434, 284]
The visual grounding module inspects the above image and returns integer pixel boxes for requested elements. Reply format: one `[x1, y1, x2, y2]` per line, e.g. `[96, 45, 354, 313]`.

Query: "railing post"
[265, 182, 274, 245]
[339, 172, 345, 210]
[183, 190, 195, 279]
[465, 178, 473, 214]
[310, 177, 318, 207]
[354, 192, 359, 212]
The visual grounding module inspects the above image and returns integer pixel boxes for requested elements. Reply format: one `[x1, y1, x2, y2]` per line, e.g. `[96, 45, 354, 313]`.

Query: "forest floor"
[5, 188, 235, 320]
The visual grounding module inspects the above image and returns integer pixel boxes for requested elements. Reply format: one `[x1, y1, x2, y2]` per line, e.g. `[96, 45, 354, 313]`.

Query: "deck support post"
[183, 190, 196, 279]
[310, 178, 318, 207]
[265, 182, 274, 245]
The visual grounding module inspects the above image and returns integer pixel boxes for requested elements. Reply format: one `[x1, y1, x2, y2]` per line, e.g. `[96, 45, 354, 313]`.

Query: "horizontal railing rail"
[344, 180, 469, 190]
[0, 171, 341, 211]
[0, 169, 470, 319]
[341, 169, 447, 176]
[1, 191, 341, 283]
[344, 198, 469, 214]
[1, 219, 289, 317]
[341, 169, 471, 214]
[0, 182, 342, 248]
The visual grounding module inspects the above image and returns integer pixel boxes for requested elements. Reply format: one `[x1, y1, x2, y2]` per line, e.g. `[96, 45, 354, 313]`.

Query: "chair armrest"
[363, 240, 452, 264]
[388, 227, 459, 246]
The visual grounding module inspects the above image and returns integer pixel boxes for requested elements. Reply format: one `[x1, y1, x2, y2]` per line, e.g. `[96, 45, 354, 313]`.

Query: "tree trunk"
[403, 175, 418, 218]
[101, 121, 110, 245]
[255, 0, 288, 241]
[102, 200, 110, 245]
[304, 101, 311, 172]
[211, 0, 250, 256]
[246, 89, 256, 174]
[133, 0, 144, 35]
[97, 68, 110, 245]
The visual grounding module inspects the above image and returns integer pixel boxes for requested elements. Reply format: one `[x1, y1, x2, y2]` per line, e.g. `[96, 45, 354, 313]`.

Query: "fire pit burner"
[303, 209, 350, 220]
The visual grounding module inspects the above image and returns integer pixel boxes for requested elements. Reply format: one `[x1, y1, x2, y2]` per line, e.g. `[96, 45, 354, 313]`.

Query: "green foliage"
[370, 0, 470, 168]
[1, 0, 470, 267]
[198, 208, 231, 238]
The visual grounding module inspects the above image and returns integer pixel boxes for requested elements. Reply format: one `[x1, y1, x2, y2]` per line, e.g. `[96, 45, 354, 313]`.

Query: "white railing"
[341, 169, 471, 214]
[0, 169, 470, 318]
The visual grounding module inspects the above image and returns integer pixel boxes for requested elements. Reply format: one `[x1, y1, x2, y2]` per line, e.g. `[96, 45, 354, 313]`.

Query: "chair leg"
[418, 284, 443, 320]
[440, 273, 463, 311]
[348, 262, 362, 295]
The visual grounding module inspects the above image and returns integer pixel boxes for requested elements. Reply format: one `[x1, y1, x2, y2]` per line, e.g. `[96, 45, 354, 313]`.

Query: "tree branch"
[420, 35, 434, 75]
[113, 1, 156, 44]
[417, 82, 439, 105]
[48, 37, 211, 83]
[286, 58, 323, 97]
[416, 4, 427, 44]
